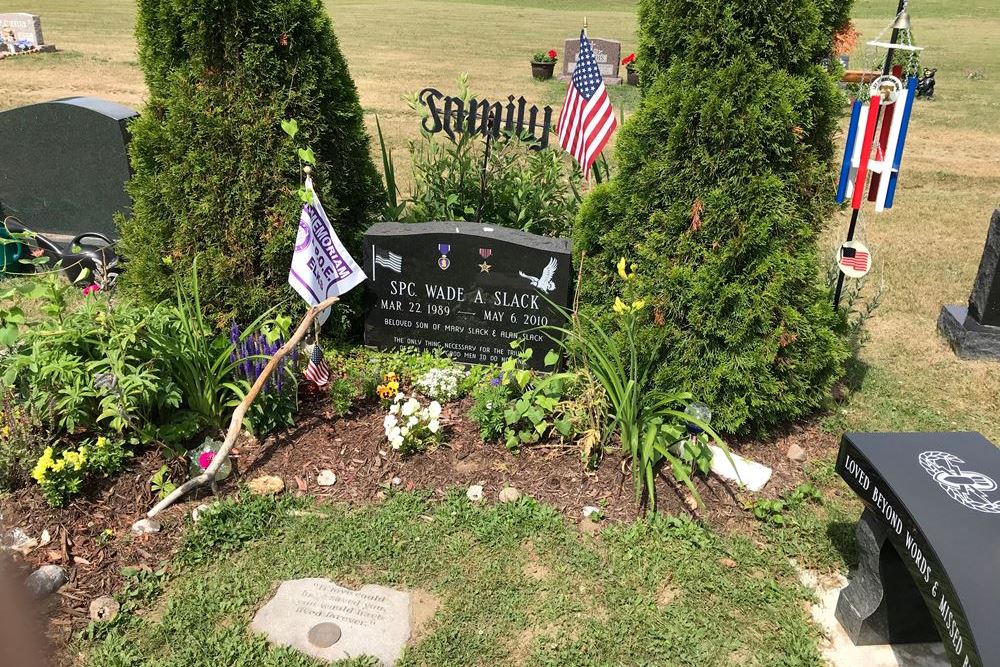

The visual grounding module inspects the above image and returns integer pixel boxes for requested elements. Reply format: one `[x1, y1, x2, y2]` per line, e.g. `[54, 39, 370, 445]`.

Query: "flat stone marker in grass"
[251, 578, 411, 665]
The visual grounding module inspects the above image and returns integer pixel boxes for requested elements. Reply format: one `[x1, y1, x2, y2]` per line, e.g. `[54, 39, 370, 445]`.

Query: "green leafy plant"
[532, 49, 558, 64]
[0, 389, 50, 491]
[747, 482, 823, 525]
[31, 436, 129, 507]
[402, 75, 581, 237]
[544, 261, 731, 509]
[150, 465, 177, 501]
[470, 378, 512, 442]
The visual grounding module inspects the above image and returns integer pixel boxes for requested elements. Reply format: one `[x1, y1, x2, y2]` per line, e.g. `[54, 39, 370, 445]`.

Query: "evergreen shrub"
[576, 0, 852, 434]
[119, 0, 382, 328]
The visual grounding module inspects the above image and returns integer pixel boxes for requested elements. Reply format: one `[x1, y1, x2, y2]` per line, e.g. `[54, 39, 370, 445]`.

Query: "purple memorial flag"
[288, 177, 367, 324]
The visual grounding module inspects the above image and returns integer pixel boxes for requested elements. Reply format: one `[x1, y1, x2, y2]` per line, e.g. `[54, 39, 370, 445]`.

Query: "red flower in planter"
[622, 53, 636, 66]
[547, 49, 557, 59]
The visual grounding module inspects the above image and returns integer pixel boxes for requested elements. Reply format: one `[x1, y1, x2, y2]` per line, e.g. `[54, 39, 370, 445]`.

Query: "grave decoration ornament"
[916, 67, 937, 99]
[363, 221, 572, 370]
[832, 1, 923, 308]
[417, 87, 553, 150]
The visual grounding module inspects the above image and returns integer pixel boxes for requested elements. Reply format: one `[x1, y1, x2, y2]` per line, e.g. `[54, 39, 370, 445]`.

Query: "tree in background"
[576, 0, 852, 434]
[120, 0, 382, 328]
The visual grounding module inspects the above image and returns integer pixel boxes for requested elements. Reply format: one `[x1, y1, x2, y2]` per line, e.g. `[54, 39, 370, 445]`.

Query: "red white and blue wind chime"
[833, 0, 923, 308]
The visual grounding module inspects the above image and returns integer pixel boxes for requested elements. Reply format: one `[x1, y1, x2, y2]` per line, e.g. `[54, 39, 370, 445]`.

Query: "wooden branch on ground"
[147, 296, 340, 519]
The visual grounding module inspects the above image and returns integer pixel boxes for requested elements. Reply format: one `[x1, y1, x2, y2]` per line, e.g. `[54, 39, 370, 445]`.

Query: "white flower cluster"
[414, 366, 466, 402]
[383, 393, 443, 455]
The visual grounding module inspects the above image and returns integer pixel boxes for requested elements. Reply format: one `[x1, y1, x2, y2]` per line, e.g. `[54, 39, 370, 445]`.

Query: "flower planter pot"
[531, 61, 555, 81]
[626, 65, 639, 87]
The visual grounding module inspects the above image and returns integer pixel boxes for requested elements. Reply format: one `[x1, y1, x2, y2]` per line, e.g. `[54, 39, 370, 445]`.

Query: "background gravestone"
[938, 209, 1000, 359]
[0, 97, 137, 241]
[0, 13, 54, 52]
[561, 37, 621, 84]
[363, 222, 572, 370]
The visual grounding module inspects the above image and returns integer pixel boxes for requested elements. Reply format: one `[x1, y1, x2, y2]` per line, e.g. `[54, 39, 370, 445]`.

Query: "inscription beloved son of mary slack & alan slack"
[363, 222, 572, 370]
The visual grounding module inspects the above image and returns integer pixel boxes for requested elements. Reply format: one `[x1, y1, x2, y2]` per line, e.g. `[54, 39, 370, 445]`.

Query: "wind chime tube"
[851, 94, 882, 210]
[874, 83, 910, 211]
[867, 65, 904, 202]
[836, 99, 863, 204]
[884, 75, 918, 210]
[845, 100, 871, 201]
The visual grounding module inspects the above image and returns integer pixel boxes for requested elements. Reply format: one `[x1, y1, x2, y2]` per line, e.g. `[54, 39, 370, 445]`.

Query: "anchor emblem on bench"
[919, 450, 1000, 514]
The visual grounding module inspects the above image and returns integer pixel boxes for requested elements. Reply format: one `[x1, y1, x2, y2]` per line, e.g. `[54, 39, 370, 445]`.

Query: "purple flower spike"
[490, 377, 501, 386]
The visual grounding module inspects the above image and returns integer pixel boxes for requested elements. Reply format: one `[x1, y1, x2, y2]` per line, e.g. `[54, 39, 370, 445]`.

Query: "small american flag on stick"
[558, 31, 617, 178]
[839, 246, 870, 273]
[304, 343, 330, 388]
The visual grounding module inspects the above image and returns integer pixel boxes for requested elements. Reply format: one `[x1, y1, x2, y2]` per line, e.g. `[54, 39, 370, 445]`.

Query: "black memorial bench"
[836, 432, 1000, 667]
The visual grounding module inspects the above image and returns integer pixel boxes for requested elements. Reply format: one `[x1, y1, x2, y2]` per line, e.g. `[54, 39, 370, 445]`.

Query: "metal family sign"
[417, 88, 554, 150]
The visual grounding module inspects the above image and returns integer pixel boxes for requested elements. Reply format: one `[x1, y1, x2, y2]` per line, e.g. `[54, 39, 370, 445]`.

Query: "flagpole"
[833, 0, 906, 310]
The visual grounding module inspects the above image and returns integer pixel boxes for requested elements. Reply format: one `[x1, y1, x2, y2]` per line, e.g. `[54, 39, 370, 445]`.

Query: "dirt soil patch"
[0, 392, 840, 662]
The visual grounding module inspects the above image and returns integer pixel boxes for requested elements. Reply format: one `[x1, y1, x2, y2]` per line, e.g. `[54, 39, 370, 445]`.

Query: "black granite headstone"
[836, 432, 1000, 667]
[363, 222, 571, 370]
[0, 97, 137, 240]
[938, 209, 1000, 359]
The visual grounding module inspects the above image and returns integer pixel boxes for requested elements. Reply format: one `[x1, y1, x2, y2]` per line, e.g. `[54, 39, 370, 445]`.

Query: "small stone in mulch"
[89, 596, 120, 622]
[131, 518, 161, 535]
[248, 475, 285, 496]
[25, 565, 67, 599]
[498, 486, 522, 503]
[192, 504, 217, 523]
[2, 527, 37, 554]
[466, 485, 484, 502]
[582, 506, 602, 520]
[391, 476, 402, 487]
[787, 443, 807, 462]
[317, 470, 338, 487]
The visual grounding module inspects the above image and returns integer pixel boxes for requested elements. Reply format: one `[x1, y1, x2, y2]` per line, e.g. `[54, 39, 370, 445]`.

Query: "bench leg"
[835, 508, 939, 645]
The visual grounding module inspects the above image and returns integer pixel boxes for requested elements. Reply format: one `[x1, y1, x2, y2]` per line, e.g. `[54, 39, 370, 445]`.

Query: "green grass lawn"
[83, 492, 825, 667]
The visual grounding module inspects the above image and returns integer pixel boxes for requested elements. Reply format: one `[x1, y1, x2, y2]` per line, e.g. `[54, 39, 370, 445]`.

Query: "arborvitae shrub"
[577, 0, 850, 434]
[120, 0, 382, 328]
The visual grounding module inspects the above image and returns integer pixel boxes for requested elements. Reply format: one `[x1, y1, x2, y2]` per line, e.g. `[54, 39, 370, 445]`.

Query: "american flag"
[558, 31, 617, 178]
[840, 246, 870, 272]
[304, 343, 330, 387]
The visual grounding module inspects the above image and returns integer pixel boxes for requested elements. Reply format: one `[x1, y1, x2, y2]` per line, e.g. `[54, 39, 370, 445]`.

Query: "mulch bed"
[0, 391, 841, 661]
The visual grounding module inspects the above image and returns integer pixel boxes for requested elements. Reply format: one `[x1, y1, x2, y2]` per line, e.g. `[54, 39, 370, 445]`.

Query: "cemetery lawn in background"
[82, 492, 825, 667]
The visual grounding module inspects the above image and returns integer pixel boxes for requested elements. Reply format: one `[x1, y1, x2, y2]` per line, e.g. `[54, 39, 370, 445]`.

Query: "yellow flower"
[617, 257, 637, 282]
[632, 299, 646, 312]
[1, 425, 9, 440]
[32, 447, 55, 482]
[613, 297, 627, 315]
[96, 436, 107, 449]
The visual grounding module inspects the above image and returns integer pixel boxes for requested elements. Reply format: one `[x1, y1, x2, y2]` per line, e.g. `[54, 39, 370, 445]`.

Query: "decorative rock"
[709, 445, 772, 492]
[192, 504, 213, 523]
[248, 475, 285, 496]
[250, 578, 411, 665]
[2, 527, 36, 554]
[39, 529, 51, 547]
[787, 443, 808, 463]
[498, 486, 521, 503]
[466, 484, 484, 502]
[130, 518, 161, 535]
[391, 476, 402, 487]
[316, 469, 338, 487]
[89, 596, 120, 621]
[25, 565, 67, 599]
[581, 506, 602, 520]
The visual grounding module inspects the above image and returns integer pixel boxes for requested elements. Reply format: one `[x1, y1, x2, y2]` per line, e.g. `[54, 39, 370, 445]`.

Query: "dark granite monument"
[0, 97, 137, 241]
[938, 209, 1000, 359]
[561, 37, 621, 85]
[363, 222, 572, 370]
[836, 432, 1000, 667]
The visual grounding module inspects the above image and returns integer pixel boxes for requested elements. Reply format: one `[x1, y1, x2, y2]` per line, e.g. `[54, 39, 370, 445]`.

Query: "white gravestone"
[0, 13, 53, 54]
[251, 578, 411, 666]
